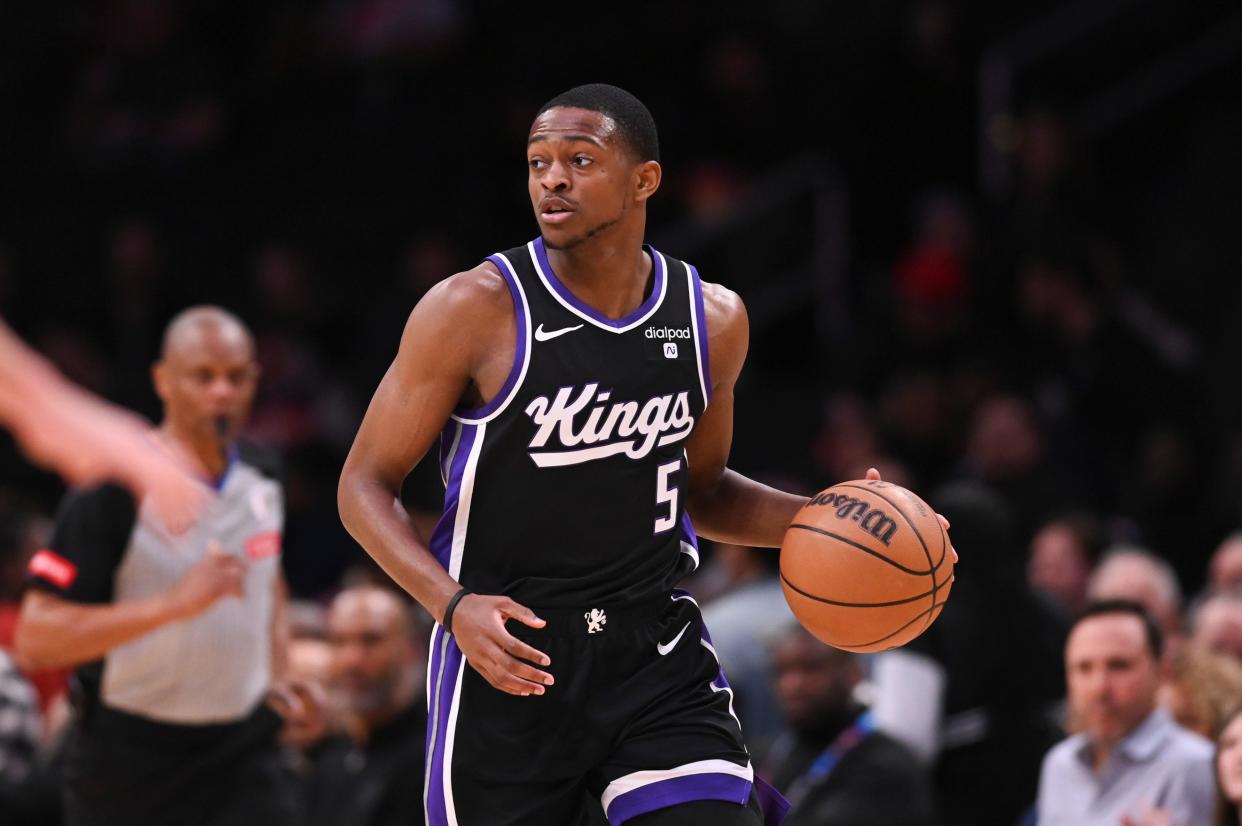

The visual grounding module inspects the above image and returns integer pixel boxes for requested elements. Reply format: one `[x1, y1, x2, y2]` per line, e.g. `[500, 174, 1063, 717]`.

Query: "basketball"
[780, 479, 954, 653]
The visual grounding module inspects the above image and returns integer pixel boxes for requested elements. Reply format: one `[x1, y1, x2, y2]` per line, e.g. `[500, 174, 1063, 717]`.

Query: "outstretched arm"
[338, 264, 553, 697]
[684, 284, 809, 546]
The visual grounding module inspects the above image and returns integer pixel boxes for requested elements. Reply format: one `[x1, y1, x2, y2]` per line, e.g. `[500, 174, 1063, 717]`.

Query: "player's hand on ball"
[865, 466, 959, 564]
[451, 594, 554, 697]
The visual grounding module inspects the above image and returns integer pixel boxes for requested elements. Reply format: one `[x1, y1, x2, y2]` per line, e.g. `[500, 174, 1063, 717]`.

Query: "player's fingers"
[496, 598, 545, 629]
[937, 513, 951, 531]
[502, 654, 554, 687]
[474, 660, 543, 696]
[949, 544, 959, 564]
[865, 466, 882, 481]
[499, 634, 551, 667]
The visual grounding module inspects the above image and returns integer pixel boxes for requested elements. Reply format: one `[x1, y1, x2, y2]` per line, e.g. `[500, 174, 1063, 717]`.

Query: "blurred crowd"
[1, 0, 1241, 824]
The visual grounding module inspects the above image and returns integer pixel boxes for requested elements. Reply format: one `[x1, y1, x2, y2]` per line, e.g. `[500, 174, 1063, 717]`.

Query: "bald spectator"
[1209, 534, 1242, 594]
[1036, 601, 1213, 826]
[1192, 593, 1242, 663]
[305, 586, 426, 826]
[1087, 547, 1184, 656]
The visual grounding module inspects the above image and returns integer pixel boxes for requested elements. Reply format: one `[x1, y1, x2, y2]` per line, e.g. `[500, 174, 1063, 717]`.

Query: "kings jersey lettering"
[525, 382, 694, 467]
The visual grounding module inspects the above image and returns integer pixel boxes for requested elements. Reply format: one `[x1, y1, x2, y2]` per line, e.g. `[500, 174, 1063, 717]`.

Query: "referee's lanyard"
[783, 711, 876, 810]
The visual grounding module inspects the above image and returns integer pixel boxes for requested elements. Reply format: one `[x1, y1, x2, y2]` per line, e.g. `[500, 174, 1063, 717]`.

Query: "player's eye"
[572, 155, 592, 167]
[528, 158, 546, 170]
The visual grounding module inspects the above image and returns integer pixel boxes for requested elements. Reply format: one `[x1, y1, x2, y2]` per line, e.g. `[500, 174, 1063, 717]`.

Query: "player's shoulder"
[408, 261, 514, 333]
[697, 278, 748, 335]
[235, 440, 284, 484]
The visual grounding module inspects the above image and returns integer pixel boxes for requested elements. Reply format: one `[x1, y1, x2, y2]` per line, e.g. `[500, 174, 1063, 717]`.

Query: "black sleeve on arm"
[25, 484, 138, 603]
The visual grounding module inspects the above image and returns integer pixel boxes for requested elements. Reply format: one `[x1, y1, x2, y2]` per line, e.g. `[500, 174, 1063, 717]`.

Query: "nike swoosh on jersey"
[534, 323, 584, 342]
[657, 621, 692, 656]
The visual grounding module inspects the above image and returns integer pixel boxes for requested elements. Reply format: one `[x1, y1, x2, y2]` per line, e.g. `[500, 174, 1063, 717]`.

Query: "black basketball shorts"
[423, 590, 788, 825]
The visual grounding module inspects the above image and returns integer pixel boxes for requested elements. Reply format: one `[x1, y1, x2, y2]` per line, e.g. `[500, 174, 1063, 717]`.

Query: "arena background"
[1, 0, 1241, 820]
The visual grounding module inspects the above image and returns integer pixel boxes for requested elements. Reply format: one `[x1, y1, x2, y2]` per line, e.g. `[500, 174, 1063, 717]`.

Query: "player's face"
[527, 107, 649, 250]
[1218, 712, 1242, 803]
[1066, 614, 1159, 747]
[155, 325, 258, 445]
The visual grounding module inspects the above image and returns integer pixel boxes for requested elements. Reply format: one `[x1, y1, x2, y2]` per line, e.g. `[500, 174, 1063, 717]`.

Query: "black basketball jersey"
[427, 236, 712, 607]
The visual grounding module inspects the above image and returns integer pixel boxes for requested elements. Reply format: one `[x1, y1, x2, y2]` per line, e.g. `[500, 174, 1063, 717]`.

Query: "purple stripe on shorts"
[752, 776, 791, 826]
[606, 772, 752, 826]
[426, 635, 464, 826]
[427, 423, 478, 570]
[534, 236, 665, 328]
[455, 254, 528, 419]
[424, 625, 444, 767]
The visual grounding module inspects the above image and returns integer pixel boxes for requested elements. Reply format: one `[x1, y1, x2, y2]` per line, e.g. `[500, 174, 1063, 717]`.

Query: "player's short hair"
[536, 84, 659, 163]
[1073, 599, 1164, 661]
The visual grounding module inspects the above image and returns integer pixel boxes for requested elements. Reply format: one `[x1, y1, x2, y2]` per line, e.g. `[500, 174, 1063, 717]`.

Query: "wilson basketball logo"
[805, 492, 899, 546]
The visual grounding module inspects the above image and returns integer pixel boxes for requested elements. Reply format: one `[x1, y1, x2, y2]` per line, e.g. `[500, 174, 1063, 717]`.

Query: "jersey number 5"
[655, 459, 680, 534]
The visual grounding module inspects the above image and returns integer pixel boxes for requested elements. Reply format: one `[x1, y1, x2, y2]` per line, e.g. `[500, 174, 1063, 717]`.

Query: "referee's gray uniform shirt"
[1035, 706, 1214, 826]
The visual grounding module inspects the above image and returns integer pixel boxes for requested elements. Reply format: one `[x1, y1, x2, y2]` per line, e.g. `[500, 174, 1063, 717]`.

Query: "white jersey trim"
[452, 253, 532, 425]
[601, 758, 754, 815]
[448, 422, 485, 581]
[686, 262, 710, 409]
[527, 242, 669, 334]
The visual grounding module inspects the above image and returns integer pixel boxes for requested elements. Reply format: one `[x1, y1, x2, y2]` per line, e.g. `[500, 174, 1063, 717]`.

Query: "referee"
[14, 306, 302, 826]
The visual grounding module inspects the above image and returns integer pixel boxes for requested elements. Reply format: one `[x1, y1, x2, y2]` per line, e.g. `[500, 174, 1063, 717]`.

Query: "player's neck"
[544, 226, 651, 320]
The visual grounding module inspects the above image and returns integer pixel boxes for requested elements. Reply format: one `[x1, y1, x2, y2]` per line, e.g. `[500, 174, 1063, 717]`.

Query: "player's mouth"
[540, 198, 576, 225]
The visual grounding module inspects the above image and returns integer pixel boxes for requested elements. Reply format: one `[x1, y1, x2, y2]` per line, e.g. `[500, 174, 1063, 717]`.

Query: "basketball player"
[15, 307, 304, 826]
[0, 319, 205, 532]
[339, 84, 949, 826]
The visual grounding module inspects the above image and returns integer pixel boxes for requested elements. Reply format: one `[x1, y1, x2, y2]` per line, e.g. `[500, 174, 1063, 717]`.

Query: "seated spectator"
[1217, 707, 1242, 826]
[1209, 535, 1242, 595]
[762, 623, 933, 826]
[1194, 593, 1242, 663]
[1160, 646, 1242, 739]
[1036, 600, 1213, 825]
[305, 586, 426, 826]
[1027, 512, 1105, 618]
[1087, 547, 1185, 662]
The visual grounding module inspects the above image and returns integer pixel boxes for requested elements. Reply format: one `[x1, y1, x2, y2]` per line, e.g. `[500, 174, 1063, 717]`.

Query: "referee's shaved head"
[153, 305, 259, 447]
[160, 305, 254, 362]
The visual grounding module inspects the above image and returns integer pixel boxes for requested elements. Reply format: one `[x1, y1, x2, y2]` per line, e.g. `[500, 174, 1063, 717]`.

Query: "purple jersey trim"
[428, 423, 479, 569]
[425, 633, 465, 826]
[688, 264, 712, 404]
[607, 773, 752, 825]
[533, 236, 666, 329]
[453, 254, 529, 420]
[679, 511, 699, 552]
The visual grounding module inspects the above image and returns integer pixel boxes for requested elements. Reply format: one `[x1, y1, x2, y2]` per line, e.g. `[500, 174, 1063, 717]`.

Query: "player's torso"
[429, 237, 712, 607]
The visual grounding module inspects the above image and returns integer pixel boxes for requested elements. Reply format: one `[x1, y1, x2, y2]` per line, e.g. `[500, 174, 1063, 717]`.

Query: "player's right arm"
[338, 264, 553, 697]
[14, 487, 244, 671]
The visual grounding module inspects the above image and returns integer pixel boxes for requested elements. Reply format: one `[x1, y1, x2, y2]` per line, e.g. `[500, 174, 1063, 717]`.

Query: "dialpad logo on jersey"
[644, 326, 691, 361]
[644, 325, 692, 340]
[524, 382, 694, 467]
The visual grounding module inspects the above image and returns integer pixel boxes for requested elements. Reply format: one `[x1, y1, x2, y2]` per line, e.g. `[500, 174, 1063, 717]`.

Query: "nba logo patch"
[663, 343, 678, 359]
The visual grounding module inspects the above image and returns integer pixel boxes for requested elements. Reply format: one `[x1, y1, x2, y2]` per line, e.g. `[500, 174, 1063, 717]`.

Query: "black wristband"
[442, 587, 471, 635]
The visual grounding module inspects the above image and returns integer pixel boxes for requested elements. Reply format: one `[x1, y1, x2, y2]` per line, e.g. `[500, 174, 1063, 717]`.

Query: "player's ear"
[634, 160, 661, 204]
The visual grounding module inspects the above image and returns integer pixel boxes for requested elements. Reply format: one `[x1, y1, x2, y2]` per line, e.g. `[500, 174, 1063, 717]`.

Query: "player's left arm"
[683, 283, 808, 547]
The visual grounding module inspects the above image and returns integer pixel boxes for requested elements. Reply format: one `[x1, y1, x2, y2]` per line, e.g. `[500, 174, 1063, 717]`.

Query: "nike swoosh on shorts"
[657, 621, 692, 656]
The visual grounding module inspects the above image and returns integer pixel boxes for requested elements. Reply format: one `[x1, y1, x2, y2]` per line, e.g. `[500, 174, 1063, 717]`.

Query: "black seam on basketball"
[836, 599, 948, 650]
[787, 523, 934, 575]
[781, 572, 935, 608]
[836, 483, 938, 632]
